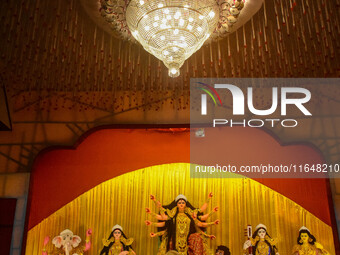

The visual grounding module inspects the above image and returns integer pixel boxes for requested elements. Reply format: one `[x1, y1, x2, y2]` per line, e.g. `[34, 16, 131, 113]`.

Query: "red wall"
[28, 127, 332, 230]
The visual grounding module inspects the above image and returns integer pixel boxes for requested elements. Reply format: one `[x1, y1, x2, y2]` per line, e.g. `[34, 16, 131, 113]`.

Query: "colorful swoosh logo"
[196, 82, 223, 106]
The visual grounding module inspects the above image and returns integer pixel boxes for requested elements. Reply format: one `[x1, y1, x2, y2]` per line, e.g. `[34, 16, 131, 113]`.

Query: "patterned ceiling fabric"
[0, 0, 338, 95]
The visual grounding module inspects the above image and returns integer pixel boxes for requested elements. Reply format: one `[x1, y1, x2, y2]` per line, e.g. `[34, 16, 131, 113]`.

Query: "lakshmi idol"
[292, 226, 330, 255]
[100, 225, 136, 255]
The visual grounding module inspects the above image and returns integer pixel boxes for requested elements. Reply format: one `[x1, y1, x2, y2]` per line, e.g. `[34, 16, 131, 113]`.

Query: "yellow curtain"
[26, 163, 336, 254]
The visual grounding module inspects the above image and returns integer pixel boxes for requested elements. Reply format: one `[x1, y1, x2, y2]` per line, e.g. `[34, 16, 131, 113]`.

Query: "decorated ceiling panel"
[0, 0, 338, 94]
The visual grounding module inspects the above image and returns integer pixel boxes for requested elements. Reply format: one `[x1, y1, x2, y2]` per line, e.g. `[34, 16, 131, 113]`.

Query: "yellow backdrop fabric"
[26, 163, 335, 254]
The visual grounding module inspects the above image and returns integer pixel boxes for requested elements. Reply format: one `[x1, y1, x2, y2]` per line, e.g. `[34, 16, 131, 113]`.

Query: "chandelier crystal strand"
[126, 0, 219, 77]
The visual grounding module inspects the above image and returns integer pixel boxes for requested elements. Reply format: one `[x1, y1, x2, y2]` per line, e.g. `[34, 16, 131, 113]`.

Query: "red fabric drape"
[28, 127, 332, 230]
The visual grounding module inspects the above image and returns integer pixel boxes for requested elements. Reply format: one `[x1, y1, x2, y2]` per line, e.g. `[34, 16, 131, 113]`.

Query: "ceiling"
[0, 0, 338, 95]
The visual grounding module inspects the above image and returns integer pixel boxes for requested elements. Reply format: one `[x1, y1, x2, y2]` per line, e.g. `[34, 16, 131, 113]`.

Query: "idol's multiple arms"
[145, 220, 165, 228]
[145, 207, 167, 220]
[150, 231, 166, 238]
[199, 192, 214, 212]
[196, 219, 220, 228]
[198, 206, 219, 221]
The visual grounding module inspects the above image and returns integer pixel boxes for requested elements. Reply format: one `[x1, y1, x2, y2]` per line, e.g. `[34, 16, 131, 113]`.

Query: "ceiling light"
[126, 0, 219, 77]
[122, 0, 246, 77]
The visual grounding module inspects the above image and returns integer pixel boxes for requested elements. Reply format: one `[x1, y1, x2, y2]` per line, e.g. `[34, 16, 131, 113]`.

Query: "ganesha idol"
[42, 228, 92, 255]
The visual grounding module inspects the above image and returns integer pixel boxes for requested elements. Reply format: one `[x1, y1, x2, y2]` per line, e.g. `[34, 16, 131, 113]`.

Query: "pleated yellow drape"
[26, 163, 336, 255]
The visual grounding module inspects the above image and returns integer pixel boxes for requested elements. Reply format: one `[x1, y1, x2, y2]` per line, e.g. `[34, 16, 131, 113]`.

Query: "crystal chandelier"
[126, 1, 220, 77]
[84, 0, 254, 78]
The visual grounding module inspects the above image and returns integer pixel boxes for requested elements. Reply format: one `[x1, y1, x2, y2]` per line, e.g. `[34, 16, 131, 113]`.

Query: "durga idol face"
[177, 199, 187, 210]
